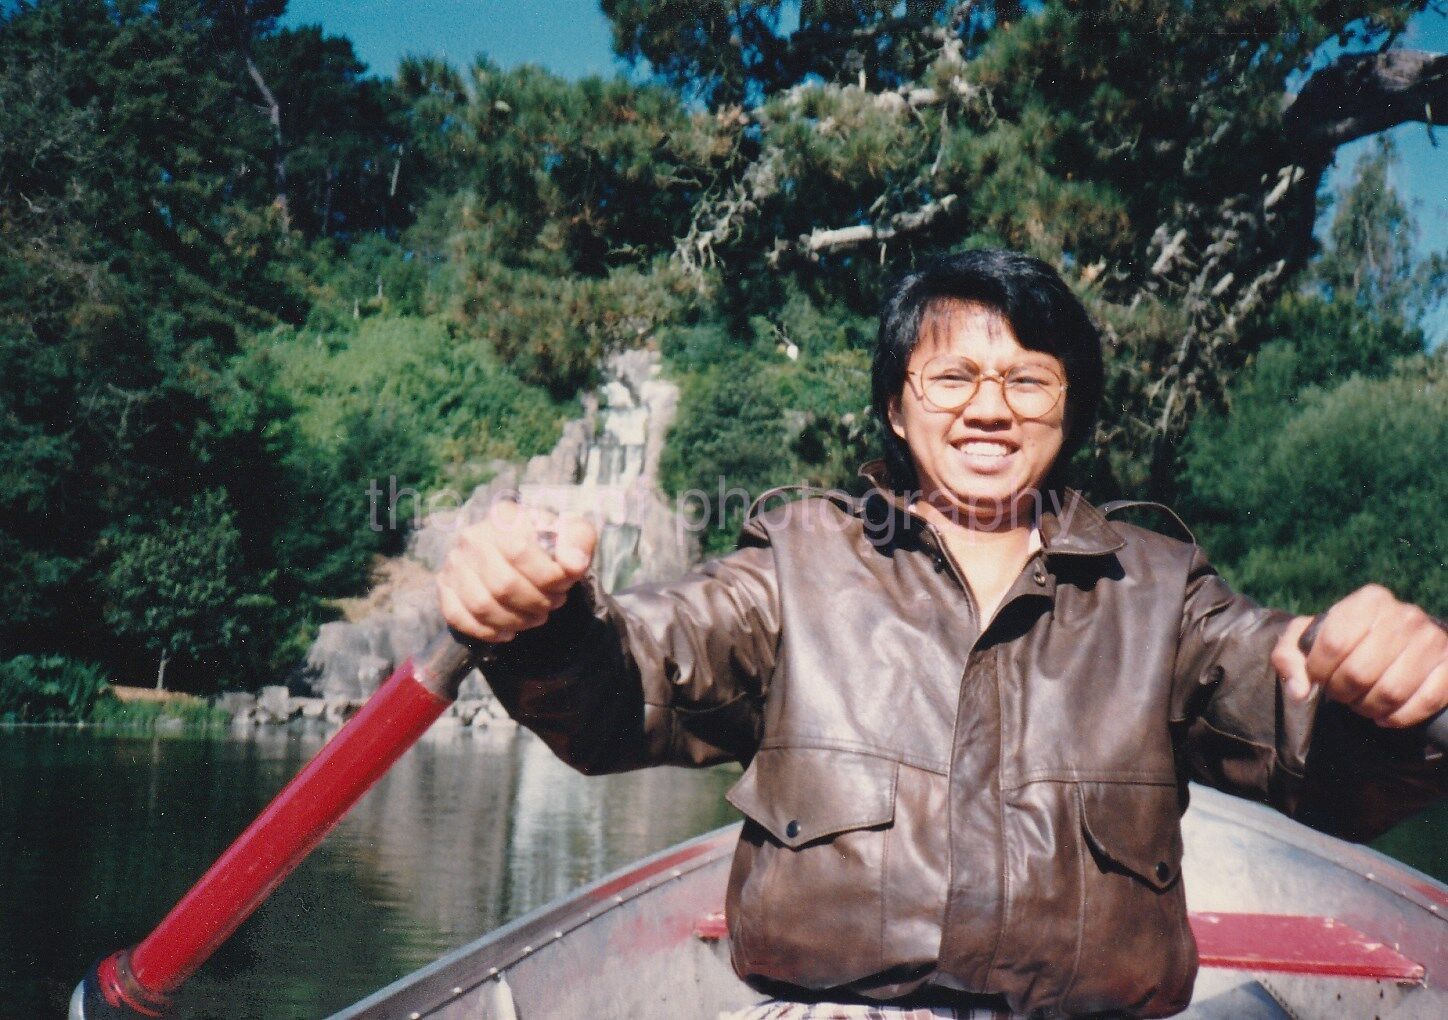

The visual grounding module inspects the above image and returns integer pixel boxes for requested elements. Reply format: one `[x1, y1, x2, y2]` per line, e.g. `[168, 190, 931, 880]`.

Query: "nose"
[959, 377, 1013, 425]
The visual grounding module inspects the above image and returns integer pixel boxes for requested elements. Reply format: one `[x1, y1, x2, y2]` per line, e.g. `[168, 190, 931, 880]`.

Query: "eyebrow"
[925, 353, 1062, 369]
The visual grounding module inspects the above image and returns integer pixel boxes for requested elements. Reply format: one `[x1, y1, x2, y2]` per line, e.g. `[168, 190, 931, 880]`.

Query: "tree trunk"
[321, 164, 334, 236]
[156, 650, 169, 692]
[244, 51, 289, 231]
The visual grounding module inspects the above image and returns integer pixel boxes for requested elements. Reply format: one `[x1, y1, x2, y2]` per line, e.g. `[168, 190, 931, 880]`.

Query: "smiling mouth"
[955, 440, 1019, 458]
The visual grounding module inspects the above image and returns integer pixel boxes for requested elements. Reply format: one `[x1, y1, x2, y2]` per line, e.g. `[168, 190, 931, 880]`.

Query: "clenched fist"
[437, 501, 597, 643]
[1272, 584, 1448, 728]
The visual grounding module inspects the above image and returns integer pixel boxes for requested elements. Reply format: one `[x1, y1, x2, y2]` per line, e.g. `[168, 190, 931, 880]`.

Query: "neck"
[912, 489, 1040, 539]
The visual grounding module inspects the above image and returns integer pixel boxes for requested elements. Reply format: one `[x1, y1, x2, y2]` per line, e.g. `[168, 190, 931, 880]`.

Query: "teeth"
[961, 441, 1014, 457]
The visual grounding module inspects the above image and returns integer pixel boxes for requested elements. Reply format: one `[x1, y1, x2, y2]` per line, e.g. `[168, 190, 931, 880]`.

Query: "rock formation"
[304, 348, 699, 704]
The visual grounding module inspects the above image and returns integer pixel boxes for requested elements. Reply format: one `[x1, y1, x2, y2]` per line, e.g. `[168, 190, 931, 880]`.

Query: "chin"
[935, 473, 1042, 520]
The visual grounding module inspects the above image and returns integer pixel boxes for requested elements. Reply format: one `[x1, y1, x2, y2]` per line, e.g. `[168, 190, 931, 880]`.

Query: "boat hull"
[333, 785, 1448, 1019]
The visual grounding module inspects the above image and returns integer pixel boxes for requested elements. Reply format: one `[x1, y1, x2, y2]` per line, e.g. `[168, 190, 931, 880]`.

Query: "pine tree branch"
[1285, 49, 1448, 153]
[794, 194, 958, 259]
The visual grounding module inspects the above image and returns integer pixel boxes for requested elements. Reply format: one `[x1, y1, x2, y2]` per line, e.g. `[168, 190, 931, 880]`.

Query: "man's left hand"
[1272, 584, 1448, 727]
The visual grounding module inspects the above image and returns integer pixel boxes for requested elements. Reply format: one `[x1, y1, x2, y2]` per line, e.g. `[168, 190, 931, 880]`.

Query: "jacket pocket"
[724, 746, 898, 989]
[1065, 781, 1196, 1018]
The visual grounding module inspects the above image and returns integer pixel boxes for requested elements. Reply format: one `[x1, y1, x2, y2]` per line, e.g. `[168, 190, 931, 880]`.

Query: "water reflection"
[0, 728, 739, 1019]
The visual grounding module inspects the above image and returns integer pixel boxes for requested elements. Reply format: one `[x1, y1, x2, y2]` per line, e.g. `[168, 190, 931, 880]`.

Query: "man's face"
[888, 300, 1067, 525]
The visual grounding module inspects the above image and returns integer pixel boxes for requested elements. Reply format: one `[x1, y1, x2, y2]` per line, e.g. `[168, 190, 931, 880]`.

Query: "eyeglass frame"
[903, 355, 1069, 421]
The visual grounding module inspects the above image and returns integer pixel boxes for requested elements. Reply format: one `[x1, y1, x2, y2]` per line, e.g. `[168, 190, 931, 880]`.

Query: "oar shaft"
[76, 631, 477, 1017]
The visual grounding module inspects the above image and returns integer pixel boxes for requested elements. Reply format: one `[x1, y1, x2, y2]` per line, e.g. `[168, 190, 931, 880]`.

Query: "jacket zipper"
[924, 518, 1052, 989]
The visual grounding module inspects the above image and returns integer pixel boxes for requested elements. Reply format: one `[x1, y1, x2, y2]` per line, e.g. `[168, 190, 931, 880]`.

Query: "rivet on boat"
[452, 986, 463, 996]
[615, 895, 624, 903]
[488, 967, 499, 977]
[522, 945, 533, 954]
[409, 1013, 421, 1019]
[671, 869, 682, 878]
[553, 930, 563, 940]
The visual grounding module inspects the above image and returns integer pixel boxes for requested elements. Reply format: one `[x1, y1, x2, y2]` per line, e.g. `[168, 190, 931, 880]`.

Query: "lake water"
[0, 726, 739, 1018]
[2, 727, 1444, 1019]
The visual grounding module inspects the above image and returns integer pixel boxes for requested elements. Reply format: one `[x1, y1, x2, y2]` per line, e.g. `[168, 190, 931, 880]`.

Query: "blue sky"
[285, 1, 1446, 338]
[284, 1, 624, 80]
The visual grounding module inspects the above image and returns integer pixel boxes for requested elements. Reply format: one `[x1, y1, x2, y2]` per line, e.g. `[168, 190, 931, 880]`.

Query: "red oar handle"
[1297, 614, 1448, 753]
[73, 629, 481, 1019]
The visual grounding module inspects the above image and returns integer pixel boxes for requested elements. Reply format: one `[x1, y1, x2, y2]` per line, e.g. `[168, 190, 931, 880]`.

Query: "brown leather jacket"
[484, 469, 1445, 1017]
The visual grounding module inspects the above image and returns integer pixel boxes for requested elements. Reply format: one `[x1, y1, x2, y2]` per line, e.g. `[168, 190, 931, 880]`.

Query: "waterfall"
[305, 348, 698, 700]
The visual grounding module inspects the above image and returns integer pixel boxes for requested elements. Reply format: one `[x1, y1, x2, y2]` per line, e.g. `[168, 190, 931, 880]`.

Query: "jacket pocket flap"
[1078, 781, 1184, 891]
[727, 747, 898, 849]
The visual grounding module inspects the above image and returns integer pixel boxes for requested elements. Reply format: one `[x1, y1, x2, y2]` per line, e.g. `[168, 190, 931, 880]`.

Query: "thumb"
[552, 514, 597, 579]
[1272, 616, 1314, 702]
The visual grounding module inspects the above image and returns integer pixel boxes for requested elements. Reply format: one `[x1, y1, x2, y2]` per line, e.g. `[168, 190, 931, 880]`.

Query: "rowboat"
[330, 784, 1448, 1019]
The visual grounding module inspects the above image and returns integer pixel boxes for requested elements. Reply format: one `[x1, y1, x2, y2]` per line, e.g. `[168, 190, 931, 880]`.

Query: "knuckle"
[466, 588, 501, 620]
[1317, 633, 1349, 661]
[1338, 667, 1374, 695]
[494, 573, 529, 606]
[1406, 605, 1435, 632]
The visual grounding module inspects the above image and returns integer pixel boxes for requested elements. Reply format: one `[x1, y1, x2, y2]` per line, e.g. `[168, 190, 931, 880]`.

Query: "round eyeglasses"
[905, 356, 1067, 420]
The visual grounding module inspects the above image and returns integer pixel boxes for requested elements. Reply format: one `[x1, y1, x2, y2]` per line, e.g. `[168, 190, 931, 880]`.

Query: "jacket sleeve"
[477, 522, 780, 775]
[1172, 546, 1447, 841]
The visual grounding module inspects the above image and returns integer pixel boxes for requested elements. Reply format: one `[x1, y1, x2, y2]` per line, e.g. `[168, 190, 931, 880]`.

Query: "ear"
[887, 394, 906, 441]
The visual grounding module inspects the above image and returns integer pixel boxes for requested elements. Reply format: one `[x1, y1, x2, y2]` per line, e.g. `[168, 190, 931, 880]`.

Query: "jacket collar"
[856, 460, 1125, 559]
[1037, 490, 1126, 558]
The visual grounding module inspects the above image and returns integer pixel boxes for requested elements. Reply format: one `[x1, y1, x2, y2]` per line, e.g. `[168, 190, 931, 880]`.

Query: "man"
[438, 250, 1447, 1016]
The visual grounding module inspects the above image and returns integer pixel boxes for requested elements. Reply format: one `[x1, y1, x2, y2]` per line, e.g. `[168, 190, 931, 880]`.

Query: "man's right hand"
[437, 501, 597, 643]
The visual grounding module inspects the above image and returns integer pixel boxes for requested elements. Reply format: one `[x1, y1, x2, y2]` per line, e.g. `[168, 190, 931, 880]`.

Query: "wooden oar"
[70, 628, 484, 1018]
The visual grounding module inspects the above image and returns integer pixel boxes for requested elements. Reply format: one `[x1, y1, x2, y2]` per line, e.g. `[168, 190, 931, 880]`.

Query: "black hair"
[870, 248, 1104, 492]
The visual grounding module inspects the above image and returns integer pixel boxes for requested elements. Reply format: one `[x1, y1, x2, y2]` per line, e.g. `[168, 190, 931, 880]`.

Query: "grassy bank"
[1, 657, 231, 735]
[87, 692, 233, 735]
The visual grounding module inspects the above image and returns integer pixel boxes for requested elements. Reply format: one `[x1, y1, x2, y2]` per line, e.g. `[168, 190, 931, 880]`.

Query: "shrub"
[0, 655, 111, 723]
[86, 697, 231, 734]
[660, 315, 873, 554]
[1184, 353, 1447, 616]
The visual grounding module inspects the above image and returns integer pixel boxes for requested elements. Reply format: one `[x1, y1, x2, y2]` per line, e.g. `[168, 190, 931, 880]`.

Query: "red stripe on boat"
[1191, 912, 1426, 982]
[692, 907, 1428, 981]
[695, 910, 729, 941]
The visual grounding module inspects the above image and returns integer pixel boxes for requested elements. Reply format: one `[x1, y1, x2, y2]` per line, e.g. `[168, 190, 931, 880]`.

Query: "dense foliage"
[1183, 141, 1446, 615]
[1, 1, 1443, 692]
[0, 655, 110, 722]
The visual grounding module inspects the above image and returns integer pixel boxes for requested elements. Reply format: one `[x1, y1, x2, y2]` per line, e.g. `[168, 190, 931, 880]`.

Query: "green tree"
[1314, 137, 1447, 325]
[1183, 139, 1446, 614]
[1183, 354, 1447, 616]
[597, 1, 1448, 496]
[0, 1, 409, 683]
[0, 655, 111, 723]
[254, 24, 410, 237]
[100, 491, 273, 691]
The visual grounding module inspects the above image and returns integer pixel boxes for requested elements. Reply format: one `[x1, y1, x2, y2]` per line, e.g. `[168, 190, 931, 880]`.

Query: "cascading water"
[305, 348, 697, 702]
